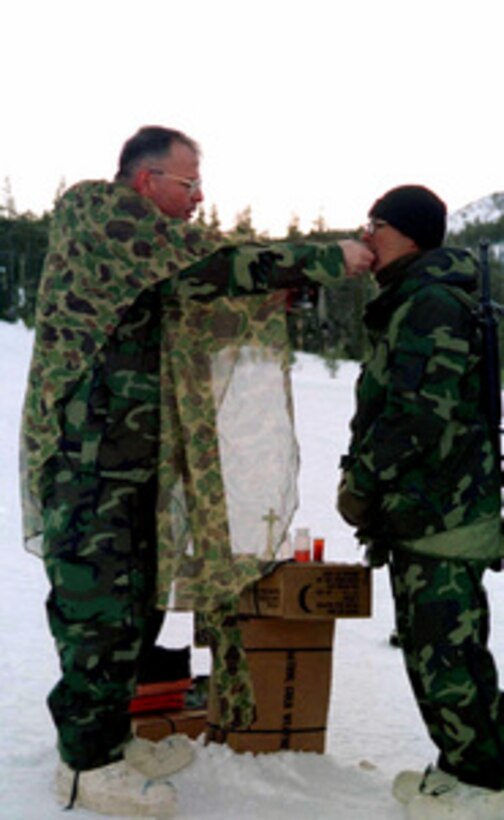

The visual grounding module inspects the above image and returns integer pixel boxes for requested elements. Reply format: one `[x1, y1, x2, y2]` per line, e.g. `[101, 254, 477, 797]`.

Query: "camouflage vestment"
[21, 180, 347, 767]
[340, 247, 504, 790]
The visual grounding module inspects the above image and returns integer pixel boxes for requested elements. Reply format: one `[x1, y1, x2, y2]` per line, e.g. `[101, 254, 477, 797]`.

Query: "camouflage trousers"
[389, 550, 504, 790]
[41, 460, 163, 770]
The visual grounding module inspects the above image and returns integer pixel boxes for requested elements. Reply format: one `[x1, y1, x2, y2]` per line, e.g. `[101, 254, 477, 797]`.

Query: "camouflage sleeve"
[166, 241, 345, 301]
[346, 287, 475, 497]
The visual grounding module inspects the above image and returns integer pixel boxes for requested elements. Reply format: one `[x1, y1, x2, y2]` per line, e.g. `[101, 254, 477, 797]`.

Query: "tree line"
[0, 210, 51, 326]
[2, 197, 504, 367]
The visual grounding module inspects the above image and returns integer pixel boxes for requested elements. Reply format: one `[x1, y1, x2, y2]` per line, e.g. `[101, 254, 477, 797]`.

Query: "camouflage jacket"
[21, 179, 347, 610]
[341, 247, 503, 564]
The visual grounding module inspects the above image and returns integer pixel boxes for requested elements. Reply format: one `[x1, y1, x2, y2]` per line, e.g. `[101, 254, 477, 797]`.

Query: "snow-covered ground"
[2, 321, 504, 819]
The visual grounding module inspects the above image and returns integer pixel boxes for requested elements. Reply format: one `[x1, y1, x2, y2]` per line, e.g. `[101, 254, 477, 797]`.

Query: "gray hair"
[115, 126, 199, 182]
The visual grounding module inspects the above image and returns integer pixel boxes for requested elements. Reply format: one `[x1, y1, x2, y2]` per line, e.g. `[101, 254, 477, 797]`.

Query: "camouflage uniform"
[340, 248, 504, 788]
[390, 551, 504, 790]
[21, 180, 347, 769]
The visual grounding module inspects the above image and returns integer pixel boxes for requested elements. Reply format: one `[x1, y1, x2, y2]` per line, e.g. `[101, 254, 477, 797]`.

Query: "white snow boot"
[125, 733, 194, 778]
[406, 786, 504, 820]
[393, 766, 458, 804]
[393, 766, 504, 820]
[55, 758, 177, 817]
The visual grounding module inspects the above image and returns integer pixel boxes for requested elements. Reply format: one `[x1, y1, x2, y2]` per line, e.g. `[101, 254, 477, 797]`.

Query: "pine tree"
[2, 177, 17, 218]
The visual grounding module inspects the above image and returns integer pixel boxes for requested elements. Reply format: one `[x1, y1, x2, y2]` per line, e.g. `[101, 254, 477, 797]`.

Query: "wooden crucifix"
[262, 507, 280, 559]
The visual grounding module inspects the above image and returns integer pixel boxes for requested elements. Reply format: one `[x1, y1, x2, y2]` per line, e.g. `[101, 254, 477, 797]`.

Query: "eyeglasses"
[148, 170, 202, 196]
[364, 218, 388, 235]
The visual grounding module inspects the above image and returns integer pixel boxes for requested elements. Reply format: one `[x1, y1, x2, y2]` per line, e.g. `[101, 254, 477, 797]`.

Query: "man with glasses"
[337, 185, 504, 818]
[21, 125, 372, 816]
[116, 128, 204, 220]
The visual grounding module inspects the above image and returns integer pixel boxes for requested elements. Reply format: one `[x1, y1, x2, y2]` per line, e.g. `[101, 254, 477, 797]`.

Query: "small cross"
[262, 508, 280, 559]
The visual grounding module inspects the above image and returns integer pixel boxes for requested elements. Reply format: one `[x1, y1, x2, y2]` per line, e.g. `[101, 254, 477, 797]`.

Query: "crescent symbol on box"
[299, 583, 313, 613]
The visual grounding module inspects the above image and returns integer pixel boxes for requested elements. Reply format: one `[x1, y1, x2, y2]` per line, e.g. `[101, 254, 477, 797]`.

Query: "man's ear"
[406, 237, 421, 254]
[132, 168, 151, 197]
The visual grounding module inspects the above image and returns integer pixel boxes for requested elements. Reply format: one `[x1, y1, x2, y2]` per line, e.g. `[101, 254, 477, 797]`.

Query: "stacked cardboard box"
[238, 562, 371, 620]
[207, 617, 334, 753]
[207, 562, 372, 754]
[132, 708, 207, 742]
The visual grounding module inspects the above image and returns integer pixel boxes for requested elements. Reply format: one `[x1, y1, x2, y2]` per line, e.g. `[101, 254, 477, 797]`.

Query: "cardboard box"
[132, 708, 207, 742]
[239, 562, 371, 620]
[206, 617, 335, 754]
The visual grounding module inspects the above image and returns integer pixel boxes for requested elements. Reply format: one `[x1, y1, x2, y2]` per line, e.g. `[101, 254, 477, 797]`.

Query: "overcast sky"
[2, 0, 503, 235]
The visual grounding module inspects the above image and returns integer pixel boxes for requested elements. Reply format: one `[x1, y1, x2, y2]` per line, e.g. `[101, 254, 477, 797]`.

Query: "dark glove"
[336, 475, 373, 529]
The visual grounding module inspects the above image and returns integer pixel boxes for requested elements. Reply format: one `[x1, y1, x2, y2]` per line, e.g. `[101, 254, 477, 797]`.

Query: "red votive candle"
[313, 538, 325, 562]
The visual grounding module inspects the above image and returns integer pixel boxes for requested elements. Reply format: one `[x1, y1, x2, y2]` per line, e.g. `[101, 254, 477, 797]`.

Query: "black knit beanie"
[369, 185, 447, 249]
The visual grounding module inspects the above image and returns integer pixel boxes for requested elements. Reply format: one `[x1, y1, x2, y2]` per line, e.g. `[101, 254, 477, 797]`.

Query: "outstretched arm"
[169, 239, 372, 301]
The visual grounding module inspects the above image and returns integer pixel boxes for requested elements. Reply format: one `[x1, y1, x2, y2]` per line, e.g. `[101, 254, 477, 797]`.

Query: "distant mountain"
[448, 192, 504, 235]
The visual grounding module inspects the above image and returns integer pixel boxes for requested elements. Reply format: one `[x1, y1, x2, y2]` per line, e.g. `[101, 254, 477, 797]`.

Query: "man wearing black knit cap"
[337, 184, 504, 819]
[366, 183, 447, 270]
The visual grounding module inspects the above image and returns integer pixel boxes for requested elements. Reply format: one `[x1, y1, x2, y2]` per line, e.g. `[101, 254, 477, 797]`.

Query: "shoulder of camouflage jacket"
[33, 180, 227, 407]
[409, 247, 479, 291]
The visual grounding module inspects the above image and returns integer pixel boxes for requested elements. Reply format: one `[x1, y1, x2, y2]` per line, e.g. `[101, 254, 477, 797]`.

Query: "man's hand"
[338, 240, 374, 276]
[336, 475, 373, 528]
